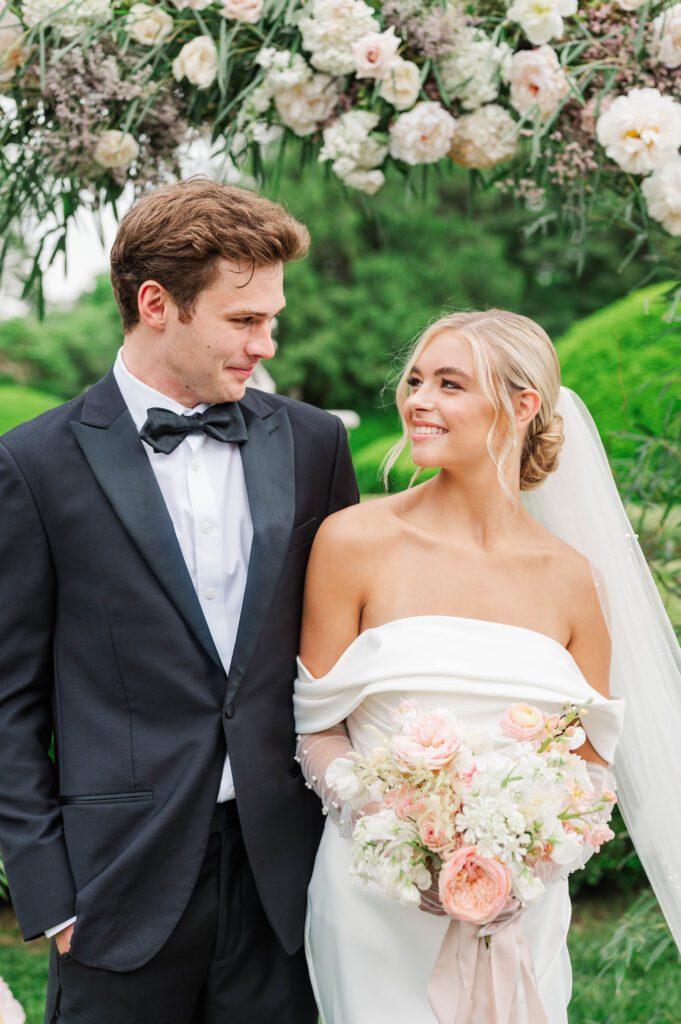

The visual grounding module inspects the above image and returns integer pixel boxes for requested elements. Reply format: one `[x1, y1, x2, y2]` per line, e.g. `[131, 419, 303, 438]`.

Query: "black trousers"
[45, 802, 318, 1024]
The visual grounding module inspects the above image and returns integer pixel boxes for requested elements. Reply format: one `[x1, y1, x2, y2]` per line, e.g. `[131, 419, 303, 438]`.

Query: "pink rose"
[391, 713, 462, 770]
[385, 783, 427, 822]
[439, 846, 512, 924]
[500, 703, 546, 742]
[417, 814, 451, 853]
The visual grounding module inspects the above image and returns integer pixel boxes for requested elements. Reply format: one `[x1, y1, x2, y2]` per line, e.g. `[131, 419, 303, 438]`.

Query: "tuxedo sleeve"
[327, 416, 360, 515]
[0, 441, 77, 940]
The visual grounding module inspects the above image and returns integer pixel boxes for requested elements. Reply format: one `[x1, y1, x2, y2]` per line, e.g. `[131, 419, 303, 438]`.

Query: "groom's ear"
[514, 389, 542, 431]
[137, 280, 173, 331]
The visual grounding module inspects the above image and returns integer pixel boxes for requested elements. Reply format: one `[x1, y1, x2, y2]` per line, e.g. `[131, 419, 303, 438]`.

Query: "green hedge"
[0, 385, 60, 435]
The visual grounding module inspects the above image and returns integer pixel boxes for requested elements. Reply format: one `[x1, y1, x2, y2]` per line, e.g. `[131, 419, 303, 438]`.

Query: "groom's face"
[160, 259, 285, 406]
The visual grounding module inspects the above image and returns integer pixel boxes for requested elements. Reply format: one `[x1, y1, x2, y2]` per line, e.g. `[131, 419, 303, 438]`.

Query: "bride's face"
[403, 331, 498, 472]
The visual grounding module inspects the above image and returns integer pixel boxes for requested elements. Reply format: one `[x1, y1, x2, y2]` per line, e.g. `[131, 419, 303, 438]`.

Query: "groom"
[0, 179, 358, 1023]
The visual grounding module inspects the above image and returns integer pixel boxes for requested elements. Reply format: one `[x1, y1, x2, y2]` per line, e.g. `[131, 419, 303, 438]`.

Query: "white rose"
[22, 0, 110, 37]
[507, 0, 578, 46]
[449, 104, 518, 168]
[126, 3, 174, 46]
[299, 0, 380, 75]
[509, 45, 570, 119]
[338, 167, 385, 193]
[379, 58, 421, 111]
[438, 28, 511, 111]
[651, 3, 681, 69]
[93, 130, 140, 170]
[389, 100, 457, 165]
[275, 73, 339, 136]
[596, 87, 681, 174]
[169, 0, 213, 9]
[352, 25, 401, 80]
[0, 4, 28, 85]
[172, 35, 218, 89]
[219, 0, 263, 23]
[642, 158, 681, 236]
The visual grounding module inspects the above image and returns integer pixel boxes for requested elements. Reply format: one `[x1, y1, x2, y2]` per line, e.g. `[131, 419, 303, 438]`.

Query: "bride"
[293, 309, 680, 1023]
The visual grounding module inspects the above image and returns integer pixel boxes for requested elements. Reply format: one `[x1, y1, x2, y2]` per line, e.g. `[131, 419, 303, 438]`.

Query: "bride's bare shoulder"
[313, 494, 402, 552]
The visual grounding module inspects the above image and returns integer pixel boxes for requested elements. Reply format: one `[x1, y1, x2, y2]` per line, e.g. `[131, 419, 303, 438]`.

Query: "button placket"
[186, 437, 223, 607]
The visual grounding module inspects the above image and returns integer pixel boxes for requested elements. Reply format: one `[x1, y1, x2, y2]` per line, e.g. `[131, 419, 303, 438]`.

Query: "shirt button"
[190, 461, 200, 473]
[205, 588, 217, 600]
[200, 521, 213, 534]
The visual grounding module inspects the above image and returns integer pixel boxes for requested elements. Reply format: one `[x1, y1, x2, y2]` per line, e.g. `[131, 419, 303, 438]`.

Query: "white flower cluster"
[22, 0, 110, 38]
[351, 809, 432, 906]
[507, 0, 578, 46]
[320, 110, 388, 193]
[299, 0, 381, 74]
[438, 28, 511, 111]
[449, 104, 518, 169]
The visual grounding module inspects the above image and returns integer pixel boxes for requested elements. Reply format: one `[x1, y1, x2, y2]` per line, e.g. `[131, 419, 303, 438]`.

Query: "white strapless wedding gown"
[294, 616, 625, 1024]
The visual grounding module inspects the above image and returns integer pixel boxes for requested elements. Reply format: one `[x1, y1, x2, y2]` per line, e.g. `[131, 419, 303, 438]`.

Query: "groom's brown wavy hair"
[110, 177, 310, 332]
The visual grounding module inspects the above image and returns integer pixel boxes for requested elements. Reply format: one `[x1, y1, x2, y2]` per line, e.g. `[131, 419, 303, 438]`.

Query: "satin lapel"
[71, 408, 223, 671]
[225, 405, 295, 704]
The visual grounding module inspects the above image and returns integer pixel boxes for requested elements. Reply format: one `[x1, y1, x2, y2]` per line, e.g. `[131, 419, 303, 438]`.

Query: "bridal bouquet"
[329, 699, 617, 923]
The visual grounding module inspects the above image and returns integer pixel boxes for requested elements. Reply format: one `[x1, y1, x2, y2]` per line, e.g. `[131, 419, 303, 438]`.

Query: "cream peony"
[449, 104, 518, 168]
[389, 101, 457, 165]
[379, 58, 421, 110]
[651, 3, 681, 69]
[126, 3, 173, 46]
[509, 45, 570, 119]
[93, 130, 140, 170]
[642, 159, 681, 235]
[219, 0, 263, 23]
[275, 73, 339, 136]
[21, 0, 110, 37]
[0, 4, 27, 85]
[507, 0, 578, 46]
[438, 28, 511, 111]
[0, 977, 25, 1024]
[352, 25, 401, 80]
[299, 0, 380, 75]
[596, 88, 681, 175]
[172, 35, 218, 89]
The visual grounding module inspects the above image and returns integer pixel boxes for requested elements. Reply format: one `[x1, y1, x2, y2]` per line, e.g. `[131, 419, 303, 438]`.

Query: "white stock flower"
[275, 73, 339, 136]
[449, 104, 518, 168]
[0, 4, 28, 85]
[642, 158, 681, 235]
[596, 88, 681, 174]
[169, 0, 213, 9]
[172, 35, 218, 89]
[320, 110, 387, 165]
[352, 25, 401, 80]
[325, 756, 367, 805]
[379, 58, 421, 111]
[22, 0, 110, 37]
[389, 100, 457, 165]
[93, 130, 140, 170]
[438, 28, 511, 111]
[651, 4, 681, 69]
[513, 866, 546, 904]
[551, 829, 584, 866]
[509, 45, 570, 119]
[257, 49, 311, 88]
[126, 3, 173, 46]
[299, 0, 380, 75]
[507, 0, 578, 45]
[219, 0, 263, 23]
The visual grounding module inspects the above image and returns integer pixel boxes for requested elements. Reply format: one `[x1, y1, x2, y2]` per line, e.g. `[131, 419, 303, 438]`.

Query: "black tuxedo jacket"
[0, 370, 358, 971]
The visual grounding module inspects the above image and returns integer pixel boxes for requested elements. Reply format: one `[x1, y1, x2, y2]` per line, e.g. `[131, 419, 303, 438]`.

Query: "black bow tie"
[139, 404, 249, 455]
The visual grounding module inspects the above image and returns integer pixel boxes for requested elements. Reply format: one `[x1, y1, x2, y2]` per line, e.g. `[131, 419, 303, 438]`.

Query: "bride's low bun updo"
[520, 412, 565, 491]
[383, 308, 565, 502]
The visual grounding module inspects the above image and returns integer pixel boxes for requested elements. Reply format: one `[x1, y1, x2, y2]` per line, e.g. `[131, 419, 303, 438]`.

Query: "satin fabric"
[294, 616, 625, 1024]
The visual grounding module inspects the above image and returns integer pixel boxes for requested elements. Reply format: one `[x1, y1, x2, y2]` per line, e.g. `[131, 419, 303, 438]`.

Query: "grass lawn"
[1, 894, 678, 1024]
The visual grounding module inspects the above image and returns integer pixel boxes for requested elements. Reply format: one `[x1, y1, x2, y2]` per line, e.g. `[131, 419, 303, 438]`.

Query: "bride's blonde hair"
[382, 309, 564, 501]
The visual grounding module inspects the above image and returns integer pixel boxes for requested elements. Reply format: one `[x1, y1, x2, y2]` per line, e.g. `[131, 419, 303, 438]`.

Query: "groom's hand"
[55, 923, 75, 955]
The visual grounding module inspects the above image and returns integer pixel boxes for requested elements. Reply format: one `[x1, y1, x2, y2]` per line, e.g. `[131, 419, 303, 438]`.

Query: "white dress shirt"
[44, 351, 252, 938]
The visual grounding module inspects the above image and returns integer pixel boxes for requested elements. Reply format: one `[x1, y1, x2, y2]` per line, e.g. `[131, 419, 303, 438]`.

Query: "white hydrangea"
[299, 0, 380, 75]
[509, 45, 570, 120]
[22, 0, 110, 38]
[642, 158, 681, 235]
[320, 110, 388, 192]
[596, 87, 681, 175]
[274, 73, 339, 136]
[256, 48, 311, 89]
[438, 28, 511, 111]
[389, 100, 457, 165]
[379, 58, 421, 111]
[507, 0, 578, 46]
[449, 104, 518, 169]
[651, 3, 681, 69]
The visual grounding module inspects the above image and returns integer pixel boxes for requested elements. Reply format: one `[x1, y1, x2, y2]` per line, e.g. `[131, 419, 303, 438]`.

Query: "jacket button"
[223, 704, 235, 719]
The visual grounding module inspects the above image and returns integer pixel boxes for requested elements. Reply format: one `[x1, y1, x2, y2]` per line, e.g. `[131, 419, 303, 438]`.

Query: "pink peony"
[500, 703, 546, 742]
[391, 713, 462, 770]
[439, 846, 512, 924]
[385, 783, 427, 822]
